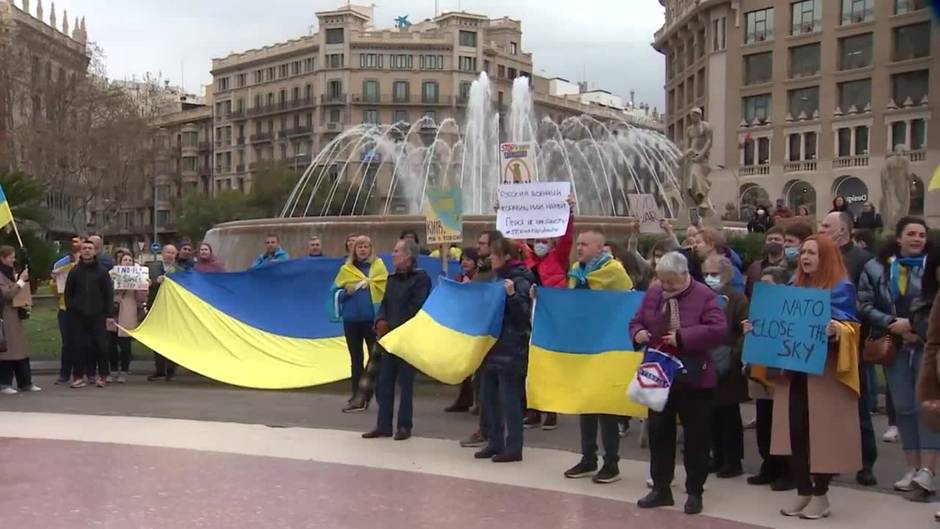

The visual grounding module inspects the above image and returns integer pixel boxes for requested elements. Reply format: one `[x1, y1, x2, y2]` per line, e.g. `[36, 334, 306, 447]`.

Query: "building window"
[744, 52, 772, 85]
[236, 73, 246, 88]
[745, 8, 774, 44]
[424, 110, 437, 123]
[328, 79, 343, 98]
[788, 134, 801, 161]
[897, 0, 928, 14]
[508, 67, 518, 79]
[838, 79, 871, 110]
[842, 0, 873, 25]
[266, 67, 275, 81]
[394, 110, 408, 124]
[458, 56, 477, 72]
[305, 84, 313, 100]
[291, 61, 301, 75]
[510, 42, 518, 55]
[279, 89, 287, 103]
[892, 69, 929, 105]
[788, 86, 819, 118]
[894, 22, 931, 61]
[790, 43, 821, 78]
[498, 65, 506, 78]
[419, 55, 444, 70]
[838, 37, 872, 75]
[459, 30, 477, 47]
[891, 121, 908, 149]
[791, 0, 821, 35]
[217, 77, 229, 91]
[329, 108, 341, 123]
[911, 119, 927, 150]
[360, 53, 383, 69]
[326, 54, 344, 69]
[712, 16, 727, 51]
[459, 81, 472, 103]
[362, 80, 379, 103]
[157, 210, 170, 227]
[326, 28, 344, 44]
[422, 81, 440, 104]
[303, 57, 316, 72]
[743, 94, 771, 124]
[279, 64, 289, 78]
[390, 54, 413, 69]
[363, 110, 378, 125]
[837, 126, 870, 156]
[393, 81, 410, 103]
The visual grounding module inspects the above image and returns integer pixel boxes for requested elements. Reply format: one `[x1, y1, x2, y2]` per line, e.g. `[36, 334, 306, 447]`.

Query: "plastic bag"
[627, 347, 684, 412]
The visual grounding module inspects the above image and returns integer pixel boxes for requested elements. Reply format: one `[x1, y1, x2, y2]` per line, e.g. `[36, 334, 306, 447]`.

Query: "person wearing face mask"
[783, 222, 814, 273]
[745, 227, 786, 298]
[693, 229, 745, 293]
[859, 216, 937, 501]
[747, 205, 774, 233]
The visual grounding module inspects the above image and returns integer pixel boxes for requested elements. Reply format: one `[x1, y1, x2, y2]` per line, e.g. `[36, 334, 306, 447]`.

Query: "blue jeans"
[886, 345, 940, 451]
[481, 367, 524, 455]
[580, 414, 621, 466]
[376, 354, 415, 434]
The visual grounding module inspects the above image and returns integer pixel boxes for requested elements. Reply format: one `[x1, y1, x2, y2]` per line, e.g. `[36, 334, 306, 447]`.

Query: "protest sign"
[424, 188, 463, 245]
[743, 283, 831, 375]
[496, 182, 571, 239]
[627, 194, 663, 233]
[499, 142, 536, 184]
[110, 265, 150, 291]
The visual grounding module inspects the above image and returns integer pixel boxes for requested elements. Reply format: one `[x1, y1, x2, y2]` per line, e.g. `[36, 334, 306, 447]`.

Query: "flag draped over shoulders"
[830, 278, 861, 396]
[329, 257, 388, 321]
[567, 257, 634, 291]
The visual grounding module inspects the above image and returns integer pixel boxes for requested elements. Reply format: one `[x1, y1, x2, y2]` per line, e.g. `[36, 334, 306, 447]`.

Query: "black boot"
[637, 488, 674, 509]
[684, 494, 703, 515]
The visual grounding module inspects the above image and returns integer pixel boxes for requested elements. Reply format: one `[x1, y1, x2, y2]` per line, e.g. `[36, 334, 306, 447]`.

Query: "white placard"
[499, 142, 536, 184]
[627, 193, 664, 234]
[110, 265, 150, 291]
[496, 182, 571, 239]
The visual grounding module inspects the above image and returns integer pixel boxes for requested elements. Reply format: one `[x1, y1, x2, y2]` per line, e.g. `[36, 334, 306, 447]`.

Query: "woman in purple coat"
[630, 251, 728, 515]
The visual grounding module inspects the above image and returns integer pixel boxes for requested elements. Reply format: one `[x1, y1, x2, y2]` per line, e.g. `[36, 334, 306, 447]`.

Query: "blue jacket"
[720, 247, 746, 293]
[251, 247, 290, 269]
[338, 260, 375, 322]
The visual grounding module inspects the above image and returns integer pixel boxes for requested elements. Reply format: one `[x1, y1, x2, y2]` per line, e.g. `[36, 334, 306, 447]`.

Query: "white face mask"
[704, 274, 722, 290]
[533, 242, 550, 257]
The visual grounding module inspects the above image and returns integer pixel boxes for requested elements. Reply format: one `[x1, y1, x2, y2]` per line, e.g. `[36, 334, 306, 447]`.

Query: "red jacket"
[524, 214, 574, 288]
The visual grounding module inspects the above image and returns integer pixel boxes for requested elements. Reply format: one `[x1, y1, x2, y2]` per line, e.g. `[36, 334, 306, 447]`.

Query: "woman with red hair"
[745, 234, 862, 520]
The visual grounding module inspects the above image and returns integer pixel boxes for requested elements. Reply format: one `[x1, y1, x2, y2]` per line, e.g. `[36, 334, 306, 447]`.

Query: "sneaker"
[22, 384, 42, 392]
[116, 372, 127, 384]
[523, 411, 541, 429]
[147, 374, 166, 382]
[96, 377, 107, 388]
[895, 469, 917, 492]
[684, 494, 703, 515]
[799, 495, 831, 520]
[564, 460, 597, 479]
[883, 425, 900, 443]
[913, 468, 936, 493]
[592, 463, 620, 484]
[474, 447, 499, 460]
[637, 489, 674, 509]
[459, 431, 487, 448]
[342, 401, 368, 413]
[105, 375, 115, 383]
[70, 379, 87, 389]
[54, 377, 69, 385]
[0, 386, 17, 395]
[491, 452, 522, 463]
[542, 413, 558, 431]
[856, 468, 878, 486]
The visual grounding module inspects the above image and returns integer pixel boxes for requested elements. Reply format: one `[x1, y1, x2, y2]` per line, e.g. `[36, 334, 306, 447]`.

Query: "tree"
[174, 191, 258, 242]
[247, 162, 300, 218]
[0, 169, 50, 228]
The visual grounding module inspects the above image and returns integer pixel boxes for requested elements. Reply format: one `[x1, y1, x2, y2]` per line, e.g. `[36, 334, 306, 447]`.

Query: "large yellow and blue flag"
[380, 279, 506, 385]
[527, 287, 648, 417]
[0, 184, 15, 229]
[127, 255, 456, 389]
[329, 256, 388, 322]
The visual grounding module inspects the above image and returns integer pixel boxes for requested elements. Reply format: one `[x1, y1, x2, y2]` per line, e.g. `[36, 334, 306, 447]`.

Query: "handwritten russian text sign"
[743, 283, 831, 375]
[627, 194, 663, 234]
[110, 265, 150, 291]
[496, 182, 571, 239]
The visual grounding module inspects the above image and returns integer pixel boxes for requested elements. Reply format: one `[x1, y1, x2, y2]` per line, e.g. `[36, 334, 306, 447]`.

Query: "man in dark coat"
[64, 240, 115, 388]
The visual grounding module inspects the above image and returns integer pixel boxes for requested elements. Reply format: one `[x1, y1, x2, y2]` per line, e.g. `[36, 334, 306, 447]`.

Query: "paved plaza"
[0, 372, 935, 528]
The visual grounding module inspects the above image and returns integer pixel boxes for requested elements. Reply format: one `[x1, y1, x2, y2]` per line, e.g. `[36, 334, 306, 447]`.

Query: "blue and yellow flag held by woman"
[329, 254, 388, 322]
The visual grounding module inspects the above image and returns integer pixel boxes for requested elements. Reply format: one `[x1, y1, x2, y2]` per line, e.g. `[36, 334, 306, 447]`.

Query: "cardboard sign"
[743, 283, 831, 375]
[424, 188, 463, 245]
[627, 194, 663, 234]
[496, 182, 571, 239]
[110, 265, 150, 291]
[499, 142, 536, 184]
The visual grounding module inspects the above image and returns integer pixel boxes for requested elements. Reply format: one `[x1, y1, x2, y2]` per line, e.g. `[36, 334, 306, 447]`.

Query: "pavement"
[1, 369, 935, 528]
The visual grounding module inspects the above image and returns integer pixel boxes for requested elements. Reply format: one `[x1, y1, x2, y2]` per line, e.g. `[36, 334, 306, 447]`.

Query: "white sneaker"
[799, 495, 831, 520]
[0, 386, 17, 395]
[116, 372, 127, 384]
[913, 468, 936, 493]
[22, 384, 41, 392]
[883, 426, 900, 443]
[895, 469, 917, 492]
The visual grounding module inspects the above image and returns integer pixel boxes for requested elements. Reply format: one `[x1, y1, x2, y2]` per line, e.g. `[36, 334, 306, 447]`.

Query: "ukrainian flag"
[329, 256, 388, 322]
[0, 184, 15, 229]
[380, 279, 505, 385]
[930, 165, 940, 192]
[527, 287, 648, 417]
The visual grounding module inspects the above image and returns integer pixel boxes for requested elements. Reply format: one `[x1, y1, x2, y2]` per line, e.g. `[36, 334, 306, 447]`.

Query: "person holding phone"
[0, 246, 39, 395]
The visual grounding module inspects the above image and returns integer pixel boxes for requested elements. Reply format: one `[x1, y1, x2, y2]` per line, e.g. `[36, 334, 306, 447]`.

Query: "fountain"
[206, 73, 684, 269]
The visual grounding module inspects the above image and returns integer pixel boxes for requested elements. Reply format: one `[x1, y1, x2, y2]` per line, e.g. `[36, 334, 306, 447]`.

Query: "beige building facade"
[655, 0, 939, 224]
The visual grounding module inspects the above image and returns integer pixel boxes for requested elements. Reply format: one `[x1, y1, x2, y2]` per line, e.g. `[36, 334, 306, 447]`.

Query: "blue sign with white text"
[743, 283, 831, 375]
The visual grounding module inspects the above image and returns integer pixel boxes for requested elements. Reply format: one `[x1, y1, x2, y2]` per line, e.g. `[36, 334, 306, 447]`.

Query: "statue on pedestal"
[674, 108, 717, 227]
[880, 146, 911, 230]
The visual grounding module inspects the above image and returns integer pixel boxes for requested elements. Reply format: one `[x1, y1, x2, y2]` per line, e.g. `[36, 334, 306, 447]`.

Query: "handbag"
[863, 334, 898, 365]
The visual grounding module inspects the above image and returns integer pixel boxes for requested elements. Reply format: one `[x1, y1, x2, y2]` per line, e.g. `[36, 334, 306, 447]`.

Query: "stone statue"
[880, 146, 911, 230]
[683, 108, 714, 214]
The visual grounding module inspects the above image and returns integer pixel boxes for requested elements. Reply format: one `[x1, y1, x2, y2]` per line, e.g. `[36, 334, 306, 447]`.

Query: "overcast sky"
[35, 0, 667, 109]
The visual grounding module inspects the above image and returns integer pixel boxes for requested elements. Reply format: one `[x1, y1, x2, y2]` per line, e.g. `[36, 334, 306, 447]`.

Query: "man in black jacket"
[64, 241, 115, 388]
[363, 239, 431, 441]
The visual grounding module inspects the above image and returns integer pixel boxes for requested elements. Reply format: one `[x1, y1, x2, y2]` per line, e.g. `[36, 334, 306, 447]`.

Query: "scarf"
[889, 255, 926, 300]
[568, 253, 612, 287]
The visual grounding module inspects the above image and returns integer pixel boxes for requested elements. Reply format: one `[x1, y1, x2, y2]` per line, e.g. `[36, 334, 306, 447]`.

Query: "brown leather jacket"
[916, 290, 940, 432]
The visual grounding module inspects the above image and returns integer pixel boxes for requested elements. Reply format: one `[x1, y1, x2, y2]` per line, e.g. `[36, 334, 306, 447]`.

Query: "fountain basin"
[204, 215, 639, 270]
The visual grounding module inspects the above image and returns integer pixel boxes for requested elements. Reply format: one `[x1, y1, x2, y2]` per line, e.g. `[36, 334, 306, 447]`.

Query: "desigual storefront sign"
[834, 177, 869, 216]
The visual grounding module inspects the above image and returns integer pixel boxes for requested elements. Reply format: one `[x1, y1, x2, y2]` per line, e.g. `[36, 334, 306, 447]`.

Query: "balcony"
[236, 136, 246, 145]
[249, 132, 273, 143]
[235, 164, 246, 173]
[325, 122, 343, 131]
[910, 149, 926, 162]
[247, 102, 294, 117]
[321, 93, 348, 105]
[278, 126, 313, 138]
[784, 160, 818, 173]
[351, 94, 383, 105]
[214, 139, 228, 148]
[198, 141, 211, 152]
[834, 154, 869, 168]
[420, 95, 452, 106]
[739, 164, 770, 176]
[226, 109, 245, 120]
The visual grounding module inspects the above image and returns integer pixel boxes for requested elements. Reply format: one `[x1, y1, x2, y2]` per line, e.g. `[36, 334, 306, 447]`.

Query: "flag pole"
[9, 216, 24, 248]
